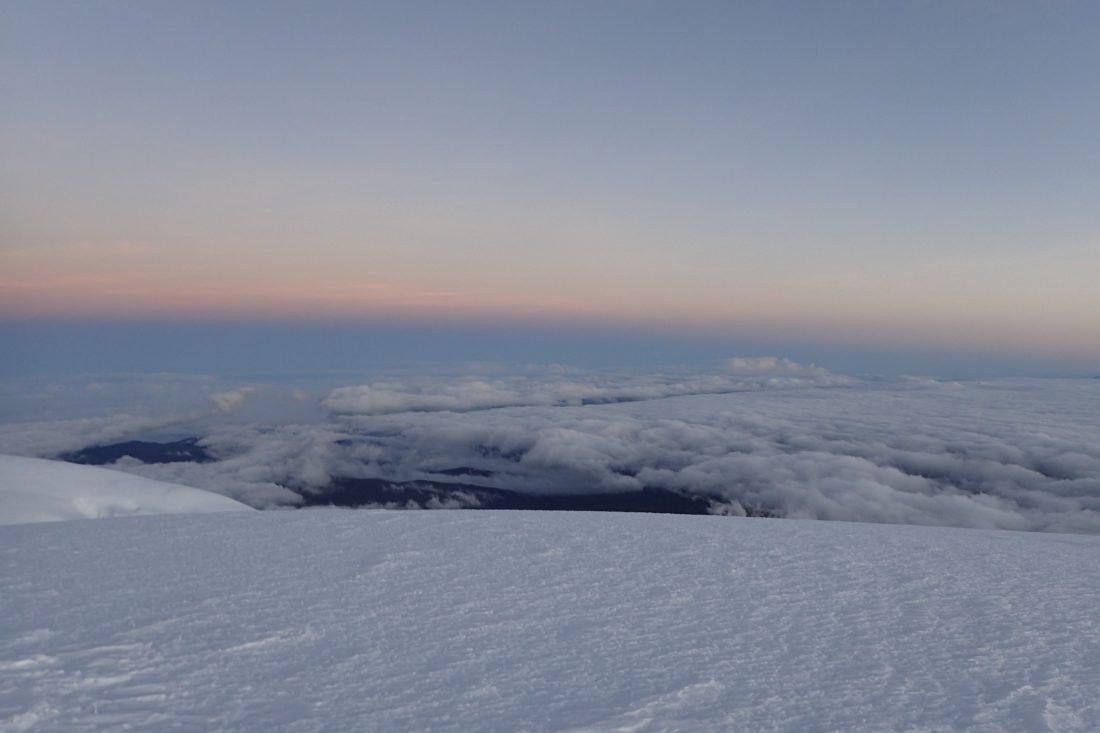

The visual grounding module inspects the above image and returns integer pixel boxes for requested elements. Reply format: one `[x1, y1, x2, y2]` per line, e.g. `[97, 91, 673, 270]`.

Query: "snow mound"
[0, 454, 253, 525]
[2, 509, 1098, 731]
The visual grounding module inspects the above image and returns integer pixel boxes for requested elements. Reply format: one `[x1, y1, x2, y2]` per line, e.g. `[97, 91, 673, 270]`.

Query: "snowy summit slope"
[2, 510, 1098, 732]
[0, 454, 252, 526]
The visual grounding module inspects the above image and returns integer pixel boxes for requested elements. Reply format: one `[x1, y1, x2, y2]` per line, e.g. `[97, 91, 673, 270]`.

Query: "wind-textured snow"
[0, 455, 252, 526]
[3, 510, 1098, 732]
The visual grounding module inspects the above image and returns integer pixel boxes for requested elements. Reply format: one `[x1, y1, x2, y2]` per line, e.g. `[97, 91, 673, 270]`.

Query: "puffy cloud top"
[727, 356, 826, 375]
[3, 369, 1099, 533]
[323, 362, 844, 416]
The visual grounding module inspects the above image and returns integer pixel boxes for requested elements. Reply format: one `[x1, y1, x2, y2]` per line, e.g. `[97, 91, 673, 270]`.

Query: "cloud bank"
[2, 362, 1099, 533]
[322, 361, 843, 416]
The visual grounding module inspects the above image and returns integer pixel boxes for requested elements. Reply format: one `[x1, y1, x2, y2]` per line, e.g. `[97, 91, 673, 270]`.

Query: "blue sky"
[2, 1, 1098, 376]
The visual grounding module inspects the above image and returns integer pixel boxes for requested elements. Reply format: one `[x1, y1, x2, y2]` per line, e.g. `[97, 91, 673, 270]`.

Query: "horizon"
[3, 316, 1099, 379]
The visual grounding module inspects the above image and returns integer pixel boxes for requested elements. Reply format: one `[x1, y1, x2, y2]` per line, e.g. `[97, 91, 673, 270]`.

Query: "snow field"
[2, 509, 1098, 732]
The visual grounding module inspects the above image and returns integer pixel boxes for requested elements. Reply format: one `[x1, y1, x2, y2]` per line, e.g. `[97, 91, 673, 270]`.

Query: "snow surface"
[2, 509, 1098, 732]
[0, 455, 252, 526]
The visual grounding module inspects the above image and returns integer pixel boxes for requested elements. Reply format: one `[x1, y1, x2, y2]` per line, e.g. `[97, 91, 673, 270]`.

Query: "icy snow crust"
[0, 455, 252, 526]
[2, 510, 1098, 732]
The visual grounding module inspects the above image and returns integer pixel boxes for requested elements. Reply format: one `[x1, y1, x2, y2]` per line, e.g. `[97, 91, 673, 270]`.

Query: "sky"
[2, 1, 1099, 376]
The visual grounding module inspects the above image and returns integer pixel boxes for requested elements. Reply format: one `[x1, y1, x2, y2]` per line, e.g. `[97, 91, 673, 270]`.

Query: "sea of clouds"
[2, 359, 1098, 533]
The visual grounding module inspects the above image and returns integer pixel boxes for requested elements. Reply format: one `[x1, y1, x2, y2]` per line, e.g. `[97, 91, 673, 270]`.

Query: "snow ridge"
[0, 455, 252, 526]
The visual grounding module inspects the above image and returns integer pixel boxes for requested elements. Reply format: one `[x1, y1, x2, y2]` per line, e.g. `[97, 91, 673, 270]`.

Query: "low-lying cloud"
[3, 361, 1099, 533]
[322, 360, 845, 416]
[726, 356, 827, 375]
[209, 386, 260, 413]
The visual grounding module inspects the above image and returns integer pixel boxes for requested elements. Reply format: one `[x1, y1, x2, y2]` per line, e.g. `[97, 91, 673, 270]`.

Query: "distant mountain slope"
[2, 510, 1097, 731]
[0, 454, 252, 525]
[60, 438, 214, 466]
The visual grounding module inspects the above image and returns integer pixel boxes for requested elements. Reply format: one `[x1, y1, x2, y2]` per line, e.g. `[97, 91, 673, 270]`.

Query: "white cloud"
[322, 365, 846, 416]
[727, 356, 826, 375]
[209, 386, 260, 413]
[4, 370, 1100, 533]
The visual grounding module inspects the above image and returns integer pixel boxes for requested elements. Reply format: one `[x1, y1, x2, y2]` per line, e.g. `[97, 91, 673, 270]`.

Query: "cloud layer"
[3, 364, 1099, 533]
[322, 363, 843, 416]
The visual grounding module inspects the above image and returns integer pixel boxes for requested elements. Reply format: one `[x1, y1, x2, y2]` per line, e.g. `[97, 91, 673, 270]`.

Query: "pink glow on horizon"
[4, 269, 1100, 362]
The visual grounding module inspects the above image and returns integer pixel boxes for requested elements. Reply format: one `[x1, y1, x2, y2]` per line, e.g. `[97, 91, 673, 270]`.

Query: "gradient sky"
[2, 1, 1099, 375]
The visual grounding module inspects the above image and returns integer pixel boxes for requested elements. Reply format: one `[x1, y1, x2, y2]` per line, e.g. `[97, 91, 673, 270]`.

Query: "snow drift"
[0, 454, 252, 526]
